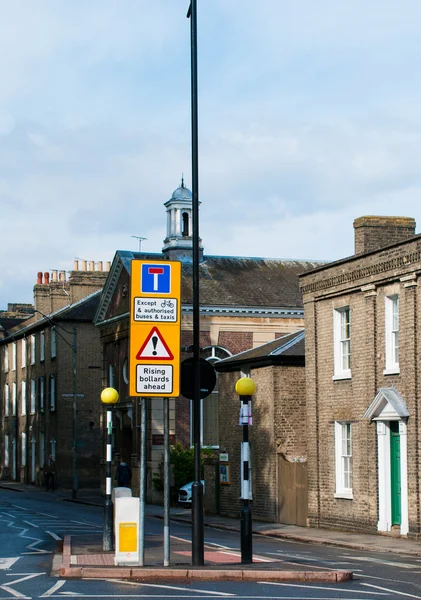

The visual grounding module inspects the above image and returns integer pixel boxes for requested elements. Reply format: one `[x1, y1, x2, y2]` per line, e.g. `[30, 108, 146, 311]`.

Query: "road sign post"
[129, 260, 181, 398]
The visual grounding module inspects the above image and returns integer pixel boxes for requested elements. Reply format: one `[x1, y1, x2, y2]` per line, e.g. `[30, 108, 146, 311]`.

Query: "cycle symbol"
[161, 299, 175, 309]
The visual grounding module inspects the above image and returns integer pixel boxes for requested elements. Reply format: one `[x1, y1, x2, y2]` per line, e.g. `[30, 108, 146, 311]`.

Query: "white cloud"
[1, 1, 421, 305]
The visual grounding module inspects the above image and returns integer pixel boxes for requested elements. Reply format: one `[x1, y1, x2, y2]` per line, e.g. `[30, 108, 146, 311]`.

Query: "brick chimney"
[354, 216, 416, 255]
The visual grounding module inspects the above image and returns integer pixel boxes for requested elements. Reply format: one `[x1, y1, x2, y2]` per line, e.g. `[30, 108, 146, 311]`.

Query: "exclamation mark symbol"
[152, 335, 158, 355]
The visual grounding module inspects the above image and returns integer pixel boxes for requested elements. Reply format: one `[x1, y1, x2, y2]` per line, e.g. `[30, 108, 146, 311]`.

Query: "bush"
[153, 443, 214, 491]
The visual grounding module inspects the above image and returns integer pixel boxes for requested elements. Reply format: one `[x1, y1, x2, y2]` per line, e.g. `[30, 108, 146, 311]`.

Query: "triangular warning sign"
[136, 326, 174, 361]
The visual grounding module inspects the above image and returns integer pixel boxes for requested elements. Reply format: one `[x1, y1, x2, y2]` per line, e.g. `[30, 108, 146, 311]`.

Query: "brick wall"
[301, 231, 421, 536]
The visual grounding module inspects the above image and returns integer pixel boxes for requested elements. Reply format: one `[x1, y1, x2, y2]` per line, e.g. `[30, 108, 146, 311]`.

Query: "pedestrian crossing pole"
[236, 377, 256, 564]
[100, 387, 119, 552]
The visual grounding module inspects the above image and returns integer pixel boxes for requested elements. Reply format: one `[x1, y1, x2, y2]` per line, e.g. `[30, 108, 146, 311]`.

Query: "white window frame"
[12, 383, 17, 416]
[21, 338, 26, 369]
[30, 335, 36, 365]
[333, 306, 351, 380]
[30, 379, 36, 414]
[4, 434, 9, 467]
[12, 342, 16, 371]
[51, 328, 57, 359]
[39, 376, 45, 413]
[384, 295, 399, 374]
[40, 330, 45, 362]
[334, 421, 353, 499]
[49, 375, 56, 412]
[4, 346, 9, 373]
[21, 381, 26, 416]
[4, 384, 9, 417]
[21, 432, 27, 467]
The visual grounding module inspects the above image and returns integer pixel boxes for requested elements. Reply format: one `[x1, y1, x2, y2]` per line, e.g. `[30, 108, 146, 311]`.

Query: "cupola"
[162, 177, 203, 261]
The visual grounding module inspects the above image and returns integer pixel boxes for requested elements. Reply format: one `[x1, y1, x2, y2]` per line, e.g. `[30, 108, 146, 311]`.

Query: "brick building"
[0, 262, 109, 488]
[214, 330, 307, 524]
[94, 181, 323, 502]
[300, 216, 421, 538]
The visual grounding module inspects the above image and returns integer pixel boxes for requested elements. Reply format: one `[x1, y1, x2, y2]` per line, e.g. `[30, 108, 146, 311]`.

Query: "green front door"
[390, 421, 401, 525]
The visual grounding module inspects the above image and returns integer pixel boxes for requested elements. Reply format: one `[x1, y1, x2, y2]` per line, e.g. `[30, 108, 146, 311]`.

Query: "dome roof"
[171, 178, 192, 201]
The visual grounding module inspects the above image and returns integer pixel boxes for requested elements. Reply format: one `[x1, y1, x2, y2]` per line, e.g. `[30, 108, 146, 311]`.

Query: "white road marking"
[6, 573, 44, 586]
[260, 581, 388, 595]
[22, 520, 39, 527]
[0, 584, 30, 598]
[46, 531, 62, 540]
[0, 557, 20, 569]
[41, 580, 66, 597]
[341, 555, 419, 569]
[104, 579, 235, 595]
[362, 582, 421, 598]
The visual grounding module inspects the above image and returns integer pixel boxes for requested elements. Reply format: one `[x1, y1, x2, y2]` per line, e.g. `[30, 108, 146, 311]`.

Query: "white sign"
[133, 297, 177, 322]
[136, 365, 173, 394]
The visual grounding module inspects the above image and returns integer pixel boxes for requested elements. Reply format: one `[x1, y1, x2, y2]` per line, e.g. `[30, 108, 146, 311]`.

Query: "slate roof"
[214, 330, 305, 372]
[115, 251, 324, 309]
[0, 291, 101, 342]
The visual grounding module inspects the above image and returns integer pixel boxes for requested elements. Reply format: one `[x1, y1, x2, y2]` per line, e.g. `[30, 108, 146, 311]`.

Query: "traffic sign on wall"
[129, 260, 181, 397]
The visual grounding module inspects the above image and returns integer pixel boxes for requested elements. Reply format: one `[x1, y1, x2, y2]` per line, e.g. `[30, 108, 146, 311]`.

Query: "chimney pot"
[59, 270, 66, 282]
[73, 259, 79, 271]
[106, 261, 111, 271]
[52, 270, 58, 282]
[44, 272, 50, 284]
[88, 260, 95, 271]
[37, 272, 43, 284]
[82, 260, 87, 271]
[97, 261, 103, 271]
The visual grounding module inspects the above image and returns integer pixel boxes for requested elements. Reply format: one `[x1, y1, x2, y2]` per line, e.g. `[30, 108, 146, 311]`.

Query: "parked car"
[178, 480, 205, 507]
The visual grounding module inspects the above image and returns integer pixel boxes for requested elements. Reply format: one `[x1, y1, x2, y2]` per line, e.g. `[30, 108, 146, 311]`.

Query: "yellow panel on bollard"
[115, 496, 140, 565]
[119, 523, 137, 553]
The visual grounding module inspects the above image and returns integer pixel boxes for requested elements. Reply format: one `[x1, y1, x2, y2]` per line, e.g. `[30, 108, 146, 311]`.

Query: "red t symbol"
[148, 267, 164, 291]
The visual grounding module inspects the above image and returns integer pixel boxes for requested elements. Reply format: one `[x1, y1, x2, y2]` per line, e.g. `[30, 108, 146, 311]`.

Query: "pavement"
[1, 481, 421, 582]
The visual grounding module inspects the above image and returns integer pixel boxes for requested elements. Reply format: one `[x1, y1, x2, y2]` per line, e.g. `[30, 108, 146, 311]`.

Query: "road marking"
[0, 557, 20, 569]
[362, 582, 421, 598]
[0, 584, 30, 598]
[22, 520, 39, 527]
[41, 580, 66, 597]
[341, 555, 419, 569]
[6, 573, 44, 586]
[260, 581, 388, 595]
[104, 579, 235, 595]
[46, 531, 62, 540]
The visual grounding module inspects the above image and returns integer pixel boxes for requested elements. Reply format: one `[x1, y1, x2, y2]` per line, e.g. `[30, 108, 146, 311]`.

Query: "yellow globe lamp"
[235, 377, 255, 396]
[100, 387, 119, 405]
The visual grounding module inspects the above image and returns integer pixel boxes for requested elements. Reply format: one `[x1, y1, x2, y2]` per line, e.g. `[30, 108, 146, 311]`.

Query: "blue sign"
[141, 263, 171, 294]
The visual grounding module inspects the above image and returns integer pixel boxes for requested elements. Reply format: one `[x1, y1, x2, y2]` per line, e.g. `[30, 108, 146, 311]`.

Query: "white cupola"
[162, 177, 203, 261]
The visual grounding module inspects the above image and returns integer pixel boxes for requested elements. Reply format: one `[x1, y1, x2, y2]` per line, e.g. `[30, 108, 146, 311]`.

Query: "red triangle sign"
[136, 326, 174, 361]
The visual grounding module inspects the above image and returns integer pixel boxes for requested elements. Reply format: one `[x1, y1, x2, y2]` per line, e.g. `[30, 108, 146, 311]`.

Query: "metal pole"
[187, 0, 204, 567]
[103, 408, 113, 551]
[139, 397, 146, 566]
[240, 396, 252, 564]
[164, 398, 170, 566]
[72, 328, 78, 499]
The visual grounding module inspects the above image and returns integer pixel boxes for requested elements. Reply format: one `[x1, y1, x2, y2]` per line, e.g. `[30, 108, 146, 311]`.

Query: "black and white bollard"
[100, 387, 119, 552]
[235, 377, 256, 564]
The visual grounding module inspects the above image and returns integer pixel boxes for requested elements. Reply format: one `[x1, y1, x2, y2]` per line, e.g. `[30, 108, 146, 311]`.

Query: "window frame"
[333, 306, 351, 380]
[12, 342, 17, 371]
[30, 379, 36, 414]
[12, 383, 17, 416]
[49, 375, 56, 412]
[40, 330, 45, 362]
[334, 421, 353, 499]
[51, 327, 57, 359]
[21, 338, 27, 369]
[384, 294, 399, 375]
[4, 384, 9, 417]
[30, 334, 36, 365]
[21, 381, 27, 416]
[4, 346, 9, 373]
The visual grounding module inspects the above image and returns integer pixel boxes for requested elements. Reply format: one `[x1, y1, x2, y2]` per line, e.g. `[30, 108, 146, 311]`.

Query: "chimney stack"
[354, 216, 416, 255]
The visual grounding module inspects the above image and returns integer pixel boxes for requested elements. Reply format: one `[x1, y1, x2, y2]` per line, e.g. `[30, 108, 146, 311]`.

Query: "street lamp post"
[187, 0, 204, 567]
[235, 377, 256, 564]
[100, 387, 119, 552]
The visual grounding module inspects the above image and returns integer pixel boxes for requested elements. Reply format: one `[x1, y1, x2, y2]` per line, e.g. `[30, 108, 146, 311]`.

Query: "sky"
[2, 1, 421, 305]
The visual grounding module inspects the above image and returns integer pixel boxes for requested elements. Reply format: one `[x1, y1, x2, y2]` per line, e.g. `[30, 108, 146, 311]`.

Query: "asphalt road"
[1, 487, 421, 599]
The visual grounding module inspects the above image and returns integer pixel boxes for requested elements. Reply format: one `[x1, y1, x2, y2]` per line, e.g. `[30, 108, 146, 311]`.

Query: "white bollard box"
[114, 496, 140, 565]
